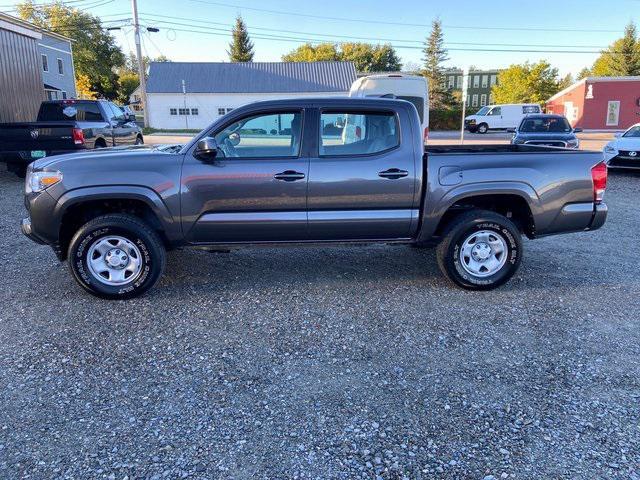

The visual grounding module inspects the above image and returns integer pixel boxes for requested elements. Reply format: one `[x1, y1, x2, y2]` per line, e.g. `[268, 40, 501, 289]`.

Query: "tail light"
[591, 161, 607, 203]
[424, 127, 429, 142]
[72, 128, 85, 145]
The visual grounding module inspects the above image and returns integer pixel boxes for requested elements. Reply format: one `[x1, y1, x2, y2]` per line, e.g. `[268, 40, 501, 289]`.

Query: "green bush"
[429, 109, 464, 131]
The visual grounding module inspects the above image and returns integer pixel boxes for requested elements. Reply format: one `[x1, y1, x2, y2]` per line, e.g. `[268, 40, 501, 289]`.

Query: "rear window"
[522, 105, 541, 114]
[38, 102, 103, 121]
[397, 96, 424, 123]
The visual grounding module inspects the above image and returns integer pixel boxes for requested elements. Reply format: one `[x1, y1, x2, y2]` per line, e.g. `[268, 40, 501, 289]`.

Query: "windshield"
[475, 107, 490, 116]
[623, 125, 640, 137]
[519, 117, 572, 133]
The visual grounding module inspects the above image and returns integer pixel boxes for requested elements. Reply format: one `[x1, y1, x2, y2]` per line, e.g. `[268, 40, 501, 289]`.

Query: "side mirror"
[573, 127, 583, 133]
[126, 112, 136, 122]
[614, 132, 622, 138]
[194, 137, 219, 161]
[506, 127, 516, 133]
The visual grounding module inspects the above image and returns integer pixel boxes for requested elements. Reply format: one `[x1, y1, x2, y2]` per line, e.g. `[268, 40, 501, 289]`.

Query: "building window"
[41, 54, 48, 72]
[57, 58, 64, 75]
[62, 91, 67, 99]
[448, 76, 455, 88]
[456, 75, 463, 89]
[489, 93, 494, 104]
[466, 95, 470, 105]
[480, 94, 487, 106]
[218, 108, 226, 115]
[472, 94, 478, 107]
[490, 74, 497, 86]
[178, 108, 190, 115]
[606, 100, 621, 126]
[481, 75, 488, 88]
[169, 108, 177, 115]
[473, 75, 479, 88]
[191, 108, 199, 115]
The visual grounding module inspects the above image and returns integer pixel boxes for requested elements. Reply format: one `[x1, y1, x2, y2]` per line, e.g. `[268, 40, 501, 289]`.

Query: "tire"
[477, 123, 489, 134]
[436, 210, 522, 290]
[67, 214, 166, 299]
[94, 139, 106, 149]
[135, 136, 144, 145]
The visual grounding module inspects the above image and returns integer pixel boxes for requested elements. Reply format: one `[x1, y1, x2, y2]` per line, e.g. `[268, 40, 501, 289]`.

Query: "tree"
[117, 72, 139, 104]
[228, 15, 254, 62]
[282, 42, 401, 72]
[422, 19, 455, 109]
[577, 67, 592, 80]
[590, 22, 640, 76]
[558, 73, 574, 90]
[17, 1, 124, 99]
[75, 73, 96, 99]
[491, 61, 563, 104]
[282, 43, 340, 62]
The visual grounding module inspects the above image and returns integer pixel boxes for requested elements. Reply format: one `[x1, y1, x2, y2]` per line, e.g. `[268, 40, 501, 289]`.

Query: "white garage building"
[145, 61, 357, 130]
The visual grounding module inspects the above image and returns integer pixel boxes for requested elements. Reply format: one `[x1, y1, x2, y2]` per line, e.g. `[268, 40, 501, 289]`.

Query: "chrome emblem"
[30, 130, 39, 139]
[629, 151, 637, 157]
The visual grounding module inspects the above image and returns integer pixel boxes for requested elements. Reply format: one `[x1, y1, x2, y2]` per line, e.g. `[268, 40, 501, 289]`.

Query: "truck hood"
[32, 144, 182, 170]
[514, 133, 577, 141]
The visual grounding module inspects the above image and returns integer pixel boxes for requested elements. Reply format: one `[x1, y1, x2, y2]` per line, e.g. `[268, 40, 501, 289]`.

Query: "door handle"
[274, 170, 305, 181]
[378, 168, 409, 179]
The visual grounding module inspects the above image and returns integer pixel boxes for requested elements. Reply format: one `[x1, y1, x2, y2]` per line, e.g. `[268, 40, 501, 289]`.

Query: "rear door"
[106, 102, 136, 146]
[181, 109, 309, 243]
[307, 107, 417, 240]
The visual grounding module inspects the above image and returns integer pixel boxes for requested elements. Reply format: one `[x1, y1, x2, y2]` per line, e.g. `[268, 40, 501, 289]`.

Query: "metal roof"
[146, 61, 357, 94]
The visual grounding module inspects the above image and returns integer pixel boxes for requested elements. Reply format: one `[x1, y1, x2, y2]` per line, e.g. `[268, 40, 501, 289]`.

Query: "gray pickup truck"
[22, 98, 608, 299]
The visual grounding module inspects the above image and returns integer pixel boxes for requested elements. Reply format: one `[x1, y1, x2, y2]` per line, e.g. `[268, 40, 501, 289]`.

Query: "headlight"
[26, 170, 63, 194]
[604, 145, 617, 153]
[567, 139, 579, 148]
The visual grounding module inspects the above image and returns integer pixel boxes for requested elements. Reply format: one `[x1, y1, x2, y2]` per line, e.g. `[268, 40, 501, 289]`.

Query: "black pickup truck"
[0, 99, 143, 177]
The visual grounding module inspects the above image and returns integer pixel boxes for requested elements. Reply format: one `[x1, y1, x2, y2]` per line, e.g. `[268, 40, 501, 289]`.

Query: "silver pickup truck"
[22, 98, 608, 299]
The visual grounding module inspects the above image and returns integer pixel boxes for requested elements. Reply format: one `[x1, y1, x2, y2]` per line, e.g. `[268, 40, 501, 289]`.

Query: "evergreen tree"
[422, 19, 454, 109]
[590, 22, 640, 76]
[228, 16, 254, 62]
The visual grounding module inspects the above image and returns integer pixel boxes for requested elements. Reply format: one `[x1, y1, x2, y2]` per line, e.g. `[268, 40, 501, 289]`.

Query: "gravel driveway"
[0, 167, 638, 479]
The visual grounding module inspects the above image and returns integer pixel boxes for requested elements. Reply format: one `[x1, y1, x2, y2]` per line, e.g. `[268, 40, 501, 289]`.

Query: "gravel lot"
[0, 166, 639, 479]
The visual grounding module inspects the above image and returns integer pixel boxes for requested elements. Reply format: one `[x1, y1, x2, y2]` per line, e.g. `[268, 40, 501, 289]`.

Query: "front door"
[307, 108, 417, 240]
[107, 102, 137, 146]
[181, 110, 309, 243]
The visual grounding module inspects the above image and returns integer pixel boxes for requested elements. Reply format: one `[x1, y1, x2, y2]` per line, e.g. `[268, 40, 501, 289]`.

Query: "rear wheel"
[477, 123, 489, 134]
[68, 214, 166, 299]
[436, 210, 522, 290]
[135, 136, 144, 145]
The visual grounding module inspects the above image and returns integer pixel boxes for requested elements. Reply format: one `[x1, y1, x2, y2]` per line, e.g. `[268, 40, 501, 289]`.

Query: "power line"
[181, 0, 623, 33]
[141, 13, 613, 50]
[138, 18, 628, 55]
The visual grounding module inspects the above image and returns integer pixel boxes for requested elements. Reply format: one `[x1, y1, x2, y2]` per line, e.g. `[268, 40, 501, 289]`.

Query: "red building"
[546, 76, 640, 130]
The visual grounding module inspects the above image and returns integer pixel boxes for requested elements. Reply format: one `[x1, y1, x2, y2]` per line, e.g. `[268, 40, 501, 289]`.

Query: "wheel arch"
[55, 186, 181, 260]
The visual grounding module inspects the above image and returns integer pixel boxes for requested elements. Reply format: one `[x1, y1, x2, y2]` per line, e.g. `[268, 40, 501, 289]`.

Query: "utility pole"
[459, 67, 469, 145]
[182, 79, 188, 130]
[131, 0, 149, 128]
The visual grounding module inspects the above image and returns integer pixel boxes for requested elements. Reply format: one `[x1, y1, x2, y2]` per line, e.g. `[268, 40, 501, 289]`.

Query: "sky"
[6, 0, 640, 77]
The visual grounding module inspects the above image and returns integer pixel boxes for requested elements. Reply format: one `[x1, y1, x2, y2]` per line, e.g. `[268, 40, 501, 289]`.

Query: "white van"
[465, 104, 541, 134]
[349, 74, 429, 142]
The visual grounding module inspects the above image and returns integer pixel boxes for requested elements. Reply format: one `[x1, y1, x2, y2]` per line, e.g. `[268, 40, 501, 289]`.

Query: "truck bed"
[424, 144, 589, 155]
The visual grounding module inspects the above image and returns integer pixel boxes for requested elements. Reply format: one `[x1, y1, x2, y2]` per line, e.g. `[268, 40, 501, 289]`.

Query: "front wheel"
[436, 210, 522, 290]
[135, 136, 144, 145]
[67, 214, 166, 299]
[477, 123, 489, 134]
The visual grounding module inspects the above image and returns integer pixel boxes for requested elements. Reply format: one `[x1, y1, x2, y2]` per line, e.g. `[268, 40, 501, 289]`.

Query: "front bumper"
[607, 154, 640, 169]
[21, 217, 47, 245]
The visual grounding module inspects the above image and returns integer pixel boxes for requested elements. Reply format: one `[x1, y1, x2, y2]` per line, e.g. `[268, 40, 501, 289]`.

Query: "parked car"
[349, 74, 429, 142]
[22, 98, 607, 299]
[509, 114, 581, 149]
[603, 123, 640, 169]
[0, 99, 143, 177]
[465, 103, 542, 134]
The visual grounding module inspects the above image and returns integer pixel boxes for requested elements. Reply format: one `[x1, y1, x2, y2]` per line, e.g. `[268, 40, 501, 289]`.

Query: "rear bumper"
[1, 149, 83, 165]
[588, 202, 608, 231]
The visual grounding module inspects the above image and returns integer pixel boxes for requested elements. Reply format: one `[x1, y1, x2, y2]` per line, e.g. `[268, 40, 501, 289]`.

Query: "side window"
[214, 111, 302, 158]
[108, 102, 126, 121]
[488, 107, 501, 116]
[320, 111, 398, 156]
